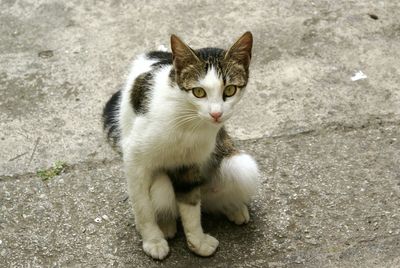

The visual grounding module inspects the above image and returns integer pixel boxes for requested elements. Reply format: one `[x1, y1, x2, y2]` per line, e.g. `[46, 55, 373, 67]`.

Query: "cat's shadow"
[115, 210, 260, 264]
[167, 212, 259, 264]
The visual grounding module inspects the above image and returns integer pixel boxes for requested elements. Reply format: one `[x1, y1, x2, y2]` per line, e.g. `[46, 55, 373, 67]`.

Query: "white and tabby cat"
[103, 32, 259, 260]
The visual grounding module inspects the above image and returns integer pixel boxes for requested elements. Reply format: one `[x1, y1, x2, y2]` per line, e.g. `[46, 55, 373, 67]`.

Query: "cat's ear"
[171, 34, 200, 72]
[224, 31, 253, 71]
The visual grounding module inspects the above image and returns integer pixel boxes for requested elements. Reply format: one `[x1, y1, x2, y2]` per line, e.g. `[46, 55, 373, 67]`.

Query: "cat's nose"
[209, 112, 223, 120]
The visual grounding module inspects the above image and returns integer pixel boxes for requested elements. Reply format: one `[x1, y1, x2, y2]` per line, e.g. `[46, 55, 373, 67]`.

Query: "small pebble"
[294, 257, 305, 264]
[87, 224, 96, 234]
[94, 217, 102, 223]
[306, 238, 318, 245]
[38, 50, 54, 58]
[368, 13, 378, 20]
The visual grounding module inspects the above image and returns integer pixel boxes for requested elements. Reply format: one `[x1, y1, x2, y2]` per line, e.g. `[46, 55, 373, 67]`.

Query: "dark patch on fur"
[102, 90, 121, 148]
[205, 127, 238, 173]
[169, 68, 176, 87]
[198, 48, 227, 80]
[147, 51, 173, 67]
[176, 187, 201, 206]
[130, 72, 153, 114]
[196, 47, 225, 62]
[167, 165, 205, 193]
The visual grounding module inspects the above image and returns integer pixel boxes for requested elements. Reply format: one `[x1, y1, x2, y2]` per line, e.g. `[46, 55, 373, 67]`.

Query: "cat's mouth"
[211, 118, 223, 124]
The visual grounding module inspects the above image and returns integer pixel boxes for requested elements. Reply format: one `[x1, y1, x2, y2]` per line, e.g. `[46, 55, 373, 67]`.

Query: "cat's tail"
[102, 90, 122, 152]
[220, 153, 260, 203]
[201, 152, 260, 214]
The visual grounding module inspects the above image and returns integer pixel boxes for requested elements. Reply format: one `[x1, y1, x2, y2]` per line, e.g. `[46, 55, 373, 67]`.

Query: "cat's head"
[171, 32, 253, 126]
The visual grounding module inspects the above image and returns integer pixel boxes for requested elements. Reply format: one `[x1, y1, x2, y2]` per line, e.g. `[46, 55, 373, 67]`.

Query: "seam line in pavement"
[1, 118, 399, 181]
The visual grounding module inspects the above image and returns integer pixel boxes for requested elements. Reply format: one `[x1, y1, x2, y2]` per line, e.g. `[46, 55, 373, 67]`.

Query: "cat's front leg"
[125, 164, 169, 260]
[177, 188, 219, 257]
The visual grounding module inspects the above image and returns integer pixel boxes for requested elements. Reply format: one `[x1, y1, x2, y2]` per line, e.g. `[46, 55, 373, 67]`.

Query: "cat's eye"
[192, 87, 206, 98]
[223, 85, 237, 98]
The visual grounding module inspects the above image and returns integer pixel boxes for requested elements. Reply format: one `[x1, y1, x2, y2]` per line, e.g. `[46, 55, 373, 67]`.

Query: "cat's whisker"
[170, 112, 196, 120]
[178, 117, 201, 131]
[189, 121, 200, 135]
[169, 115, 198, 130]
[188, 116, 203, 134]
[170, 119, 193, 130]
[175, 107, 198, 113]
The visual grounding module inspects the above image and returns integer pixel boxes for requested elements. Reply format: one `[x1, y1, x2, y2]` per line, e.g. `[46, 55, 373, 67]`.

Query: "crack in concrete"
[239, 116, 400, 142]
[2, 117, 399, 181]
[0, 158, 121, 182]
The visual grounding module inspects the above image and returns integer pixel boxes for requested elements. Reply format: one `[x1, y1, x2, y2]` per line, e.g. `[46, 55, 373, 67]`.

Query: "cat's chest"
[159, 131, 215, 164]
[129, 116, 218, 167]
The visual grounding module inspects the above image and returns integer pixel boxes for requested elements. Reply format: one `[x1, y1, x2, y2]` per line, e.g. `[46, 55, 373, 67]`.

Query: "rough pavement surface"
[1, 0, 400, 267]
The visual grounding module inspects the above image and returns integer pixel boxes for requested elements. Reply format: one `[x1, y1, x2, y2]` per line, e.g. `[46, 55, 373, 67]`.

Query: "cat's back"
[102, 50, 173, 149]
[125, 50, 172, 95]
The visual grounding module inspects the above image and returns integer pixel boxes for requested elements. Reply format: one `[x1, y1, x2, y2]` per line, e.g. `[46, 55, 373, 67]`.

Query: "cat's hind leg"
[201, 153, 259, 225]
[150, 173, 178, 239]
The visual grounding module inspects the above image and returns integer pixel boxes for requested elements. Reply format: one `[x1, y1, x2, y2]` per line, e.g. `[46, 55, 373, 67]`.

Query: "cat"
[102, 32, 259, 260]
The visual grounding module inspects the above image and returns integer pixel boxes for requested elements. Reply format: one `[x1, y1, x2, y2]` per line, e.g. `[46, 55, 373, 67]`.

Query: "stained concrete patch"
[0, 72, 48, 119]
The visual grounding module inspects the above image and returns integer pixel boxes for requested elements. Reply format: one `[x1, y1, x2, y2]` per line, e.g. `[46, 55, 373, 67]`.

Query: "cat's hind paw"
[143, 238, 169, 260]
[225, 204, 250, 225]
[187, 233, 219, 257]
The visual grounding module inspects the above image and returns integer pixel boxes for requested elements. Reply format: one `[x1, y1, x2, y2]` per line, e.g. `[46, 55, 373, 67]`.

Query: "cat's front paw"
[225, 204, 250, 225]
[186, 233, 219, 257]
[143, 238, 169, 260]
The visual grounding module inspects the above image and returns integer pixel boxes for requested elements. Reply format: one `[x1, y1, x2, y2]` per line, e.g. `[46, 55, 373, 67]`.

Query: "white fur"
[150, 173, 178, 218]
[119, 54, 258, 259]
[157, 44, 168, 51]
[199, 67, 223, 94]
[200, 67, 224, 116]
[150, 173, 178, 239]
[201, 153, 260, 222]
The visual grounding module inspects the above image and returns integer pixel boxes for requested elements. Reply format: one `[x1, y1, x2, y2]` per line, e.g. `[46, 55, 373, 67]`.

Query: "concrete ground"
[1, 0, 400, 267]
